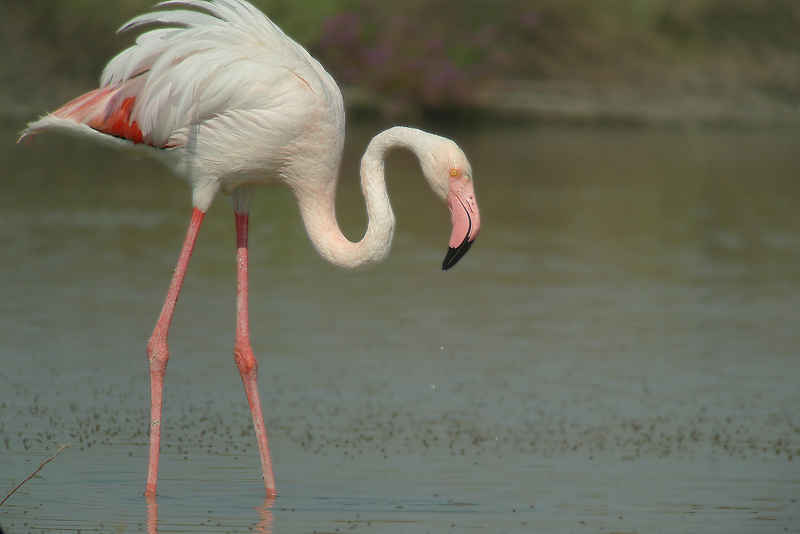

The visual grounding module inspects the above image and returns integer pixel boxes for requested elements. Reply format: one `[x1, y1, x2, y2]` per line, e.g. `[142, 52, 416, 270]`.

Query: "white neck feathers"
[295, 127, 431, 270]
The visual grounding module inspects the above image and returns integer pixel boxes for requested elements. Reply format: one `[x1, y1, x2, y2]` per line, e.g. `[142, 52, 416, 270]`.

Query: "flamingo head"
[418, 136, 481, 270]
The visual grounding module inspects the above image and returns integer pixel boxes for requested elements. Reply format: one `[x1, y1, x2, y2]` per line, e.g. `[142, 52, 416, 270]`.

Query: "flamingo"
[20, 0, 480, 498]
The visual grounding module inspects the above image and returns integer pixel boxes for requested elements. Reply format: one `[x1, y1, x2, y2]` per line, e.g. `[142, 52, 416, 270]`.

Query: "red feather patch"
[53, 86, 148, 146]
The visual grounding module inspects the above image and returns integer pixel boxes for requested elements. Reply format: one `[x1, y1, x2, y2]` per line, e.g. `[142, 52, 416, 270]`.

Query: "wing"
[22, 0, 342, 151]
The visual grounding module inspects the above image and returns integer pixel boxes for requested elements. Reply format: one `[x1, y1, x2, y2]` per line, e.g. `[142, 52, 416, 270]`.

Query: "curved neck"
[295, 127, 427, 270]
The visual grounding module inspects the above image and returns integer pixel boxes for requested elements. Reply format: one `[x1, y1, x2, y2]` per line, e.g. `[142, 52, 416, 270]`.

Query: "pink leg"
[145, 207, 205, 497]
[235, 211, 277, 498]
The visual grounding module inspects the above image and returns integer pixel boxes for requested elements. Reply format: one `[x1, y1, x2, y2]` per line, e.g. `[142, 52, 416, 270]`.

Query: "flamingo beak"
[443, 177, 481, 270]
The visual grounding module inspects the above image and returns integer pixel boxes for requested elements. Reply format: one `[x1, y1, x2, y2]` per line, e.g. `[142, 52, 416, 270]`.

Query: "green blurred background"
[2, 0, 800, 124]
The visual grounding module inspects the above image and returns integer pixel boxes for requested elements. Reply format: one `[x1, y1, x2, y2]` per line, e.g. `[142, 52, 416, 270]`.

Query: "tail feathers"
[18, 115, 165, 162]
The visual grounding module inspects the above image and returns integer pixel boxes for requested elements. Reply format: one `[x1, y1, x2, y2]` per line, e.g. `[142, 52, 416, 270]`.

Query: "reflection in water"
[254, 498, 275, 534]
[146, 494, 158, 534]
[145, 494, 274, 533]
[1, 125, 799, 532]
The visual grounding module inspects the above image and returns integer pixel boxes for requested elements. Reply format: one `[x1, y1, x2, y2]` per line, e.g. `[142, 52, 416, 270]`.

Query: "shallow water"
[1, 123, 799, 533]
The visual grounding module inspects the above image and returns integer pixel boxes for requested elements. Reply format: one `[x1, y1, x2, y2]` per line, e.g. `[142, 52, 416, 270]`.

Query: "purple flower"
[363, 46, 393, 67]
[521, 12, 541, 31]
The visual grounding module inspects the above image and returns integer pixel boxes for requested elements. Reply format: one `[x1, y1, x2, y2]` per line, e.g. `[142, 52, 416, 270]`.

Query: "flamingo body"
[21, 0, 480, 497]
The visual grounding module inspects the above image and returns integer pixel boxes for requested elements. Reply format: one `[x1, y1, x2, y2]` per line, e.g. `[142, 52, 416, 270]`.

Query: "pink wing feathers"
[48, 77, 149, 146]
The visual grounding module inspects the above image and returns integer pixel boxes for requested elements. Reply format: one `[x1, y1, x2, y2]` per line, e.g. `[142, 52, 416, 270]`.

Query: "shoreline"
[5, 81, 800, 128]
[343, 81, 800, 127]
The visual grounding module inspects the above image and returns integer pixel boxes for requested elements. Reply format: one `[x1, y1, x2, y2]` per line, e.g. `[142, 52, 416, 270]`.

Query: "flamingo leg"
[145, 207, 205, 497]
[234, 211, 277, 498]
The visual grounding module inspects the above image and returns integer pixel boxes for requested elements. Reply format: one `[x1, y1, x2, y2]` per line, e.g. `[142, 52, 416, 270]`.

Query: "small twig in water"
[0, 443, 71, 507]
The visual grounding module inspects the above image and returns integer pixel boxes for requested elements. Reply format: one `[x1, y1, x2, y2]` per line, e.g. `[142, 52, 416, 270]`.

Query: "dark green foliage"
[3, 0, 800, 116]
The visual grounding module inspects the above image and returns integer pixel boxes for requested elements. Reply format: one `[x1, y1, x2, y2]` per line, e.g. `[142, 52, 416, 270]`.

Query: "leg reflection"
[255, 497, 275, 534]
[146, 493, 159, 534]
[144, 492, 274, 533]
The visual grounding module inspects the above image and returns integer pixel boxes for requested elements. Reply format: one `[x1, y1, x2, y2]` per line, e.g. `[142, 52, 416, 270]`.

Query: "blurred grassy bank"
[3, 0, 800, 124]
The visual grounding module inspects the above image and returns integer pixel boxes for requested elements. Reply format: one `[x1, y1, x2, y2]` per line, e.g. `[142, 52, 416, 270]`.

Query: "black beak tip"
[442, 239, 474, 270]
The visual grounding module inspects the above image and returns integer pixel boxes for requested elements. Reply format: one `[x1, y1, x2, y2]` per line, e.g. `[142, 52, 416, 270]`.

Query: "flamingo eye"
[450, 168, 460, 178]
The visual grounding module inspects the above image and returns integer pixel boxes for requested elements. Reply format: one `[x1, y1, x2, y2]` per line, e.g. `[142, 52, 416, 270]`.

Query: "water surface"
[1, 124, 799, 533]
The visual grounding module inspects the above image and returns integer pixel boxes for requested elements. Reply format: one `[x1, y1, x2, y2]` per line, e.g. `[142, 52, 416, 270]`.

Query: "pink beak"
[443, 177, 481, 270]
